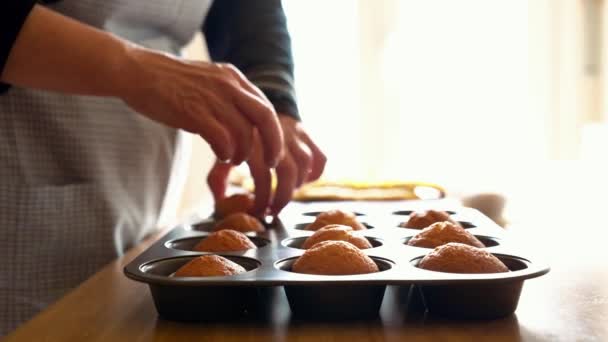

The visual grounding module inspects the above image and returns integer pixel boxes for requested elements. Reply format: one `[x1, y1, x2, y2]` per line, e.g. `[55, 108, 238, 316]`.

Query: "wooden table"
[4, 199, 608, 342]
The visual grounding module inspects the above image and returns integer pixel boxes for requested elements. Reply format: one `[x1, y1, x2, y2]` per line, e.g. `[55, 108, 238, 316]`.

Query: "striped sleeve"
[203, 0, 300, 120]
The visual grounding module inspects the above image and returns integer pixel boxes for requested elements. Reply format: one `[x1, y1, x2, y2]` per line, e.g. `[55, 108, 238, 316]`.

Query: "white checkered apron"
[0, 0, 212, 335]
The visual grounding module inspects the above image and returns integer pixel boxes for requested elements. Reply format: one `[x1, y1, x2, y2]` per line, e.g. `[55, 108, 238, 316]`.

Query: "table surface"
[4, 198, 608, 342]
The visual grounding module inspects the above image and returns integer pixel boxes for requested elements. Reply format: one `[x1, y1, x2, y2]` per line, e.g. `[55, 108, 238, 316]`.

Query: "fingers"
[183, 97, 234, 162]
[207, 160, 232, 202]
[204, 91, 254, 165]
[247, 132, 272, 217]
[219, 65, 284, 167]
[119, 54, 280, 166]
[298, 129, 327, 182]
[270, 153, 298, 216]
[269, 138, 314, 216]
[223, 113, 253, 166]
[218, 64, 270, 103]
[233, 90, 283, 167]
[288, 139, 313, 188]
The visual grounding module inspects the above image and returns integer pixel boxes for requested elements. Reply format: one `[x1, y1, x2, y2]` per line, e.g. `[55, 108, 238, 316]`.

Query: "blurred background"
[172, 0, 608, 228]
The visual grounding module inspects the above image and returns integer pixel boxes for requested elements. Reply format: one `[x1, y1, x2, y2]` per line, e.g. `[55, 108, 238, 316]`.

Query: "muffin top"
[419, 242, 508, 274]
[214, 193, 254, 218]
[306, 209, 366, 231]
[194, 229, 257, 252]
[213, 212, 265, 233]
[407, 221, 484, 248]
[174, 255, 246, 277]
[292, 240, 379, 275]
[302, 224, 372, 249]
[402, 210, 460, 229]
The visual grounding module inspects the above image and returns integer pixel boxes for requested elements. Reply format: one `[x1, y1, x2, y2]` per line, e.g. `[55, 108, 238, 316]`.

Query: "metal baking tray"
[124, 201, 549, 321]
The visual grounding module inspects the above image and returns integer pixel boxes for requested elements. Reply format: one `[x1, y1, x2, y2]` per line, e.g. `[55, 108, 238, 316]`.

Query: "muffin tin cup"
[285, 284, 387, 320]
[139, 254, 265, 320]
[416, 281, 523, 319]
[150, 284, 270, 321]
[275, 256, 394, 319]
[410, 254, 530, 319]
[124, 204, 550, 321]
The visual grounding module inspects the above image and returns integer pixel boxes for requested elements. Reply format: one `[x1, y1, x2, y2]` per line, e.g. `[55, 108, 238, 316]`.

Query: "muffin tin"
[124, 201, 549, 321]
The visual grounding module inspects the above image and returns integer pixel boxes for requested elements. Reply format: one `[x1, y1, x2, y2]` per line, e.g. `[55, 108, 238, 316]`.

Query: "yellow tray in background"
[234, 175, 446, 201]
[292, 180, 445, 201]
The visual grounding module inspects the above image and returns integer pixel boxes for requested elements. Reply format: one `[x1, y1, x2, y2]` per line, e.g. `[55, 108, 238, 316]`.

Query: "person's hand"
[208, 115, 326, 217]
[118, 47, 283, 167]
[1, 6, 281, 166]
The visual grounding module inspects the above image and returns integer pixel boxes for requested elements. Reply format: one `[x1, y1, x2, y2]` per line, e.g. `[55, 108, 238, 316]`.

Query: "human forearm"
[0, 4, 284, 167]
[1, 5, 130, 97]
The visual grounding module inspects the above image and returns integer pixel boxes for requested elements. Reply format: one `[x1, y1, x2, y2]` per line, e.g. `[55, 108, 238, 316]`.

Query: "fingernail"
[216, 149, 232, 164]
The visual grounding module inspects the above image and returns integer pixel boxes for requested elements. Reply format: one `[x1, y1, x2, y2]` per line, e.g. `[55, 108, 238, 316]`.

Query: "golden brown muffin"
[305, 209, 366, 231]
[213, 212, 265, 233]
[214, 193, 254, 218]
[407, 221, 484, 248]
[302, 224, 372, 249]
[418, 242, 508, 274]
[292, 241, 379, 275]
[194, 229, 257, 252]
[174, 255, 246, 277]
[401, 210, 460, 229]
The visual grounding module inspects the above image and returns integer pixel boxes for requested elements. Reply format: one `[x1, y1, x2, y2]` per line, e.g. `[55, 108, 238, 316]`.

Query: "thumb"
[207, 160, 232, 202]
